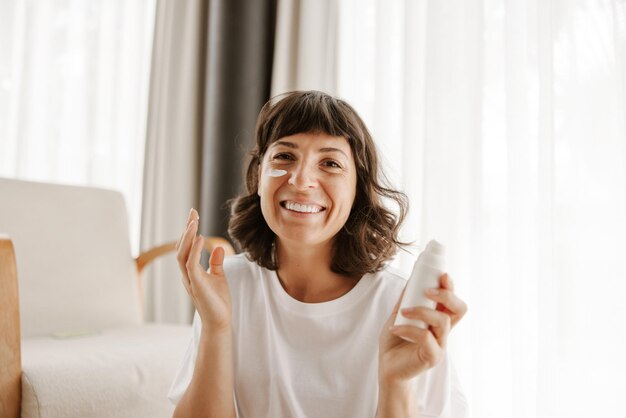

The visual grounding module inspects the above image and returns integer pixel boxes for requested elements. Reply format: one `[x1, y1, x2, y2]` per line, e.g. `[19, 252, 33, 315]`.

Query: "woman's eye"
[273, 153, 293, 161]
[323, 160, 342, 169]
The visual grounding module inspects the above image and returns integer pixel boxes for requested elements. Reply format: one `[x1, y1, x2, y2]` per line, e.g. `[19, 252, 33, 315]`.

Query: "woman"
[168, 91, 468, 417]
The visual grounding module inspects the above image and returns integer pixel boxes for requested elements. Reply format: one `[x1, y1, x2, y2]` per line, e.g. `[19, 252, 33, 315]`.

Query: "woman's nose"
[288, 163, 317, 190]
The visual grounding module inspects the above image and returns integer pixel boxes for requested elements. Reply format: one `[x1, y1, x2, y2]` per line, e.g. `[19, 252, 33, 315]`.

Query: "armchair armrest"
[135, 237, 236, 274]
[0, 235, 21, 418]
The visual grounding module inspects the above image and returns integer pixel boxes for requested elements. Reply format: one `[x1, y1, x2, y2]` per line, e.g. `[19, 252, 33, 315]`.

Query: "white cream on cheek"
[268, 169, 288, 177]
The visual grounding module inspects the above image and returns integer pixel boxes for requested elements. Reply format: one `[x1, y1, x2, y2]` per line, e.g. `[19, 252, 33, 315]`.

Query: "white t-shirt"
[168, 254, 467, 418]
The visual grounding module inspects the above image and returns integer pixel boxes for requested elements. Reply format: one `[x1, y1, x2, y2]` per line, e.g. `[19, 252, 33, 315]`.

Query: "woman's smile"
[280, 200, 326, 214]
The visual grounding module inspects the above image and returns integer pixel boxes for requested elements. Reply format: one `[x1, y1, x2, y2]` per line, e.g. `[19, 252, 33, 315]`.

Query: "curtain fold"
[271, 0, 338, 96]
[200, 0, 277, 240]
[141, 0, 208, 324]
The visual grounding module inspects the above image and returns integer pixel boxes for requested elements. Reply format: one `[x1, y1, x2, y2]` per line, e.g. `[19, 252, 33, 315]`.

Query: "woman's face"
[258, 132, 358, 249]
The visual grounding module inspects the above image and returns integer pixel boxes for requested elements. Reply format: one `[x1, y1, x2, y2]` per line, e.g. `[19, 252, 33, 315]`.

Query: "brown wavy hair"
[228, 90, 408, 277]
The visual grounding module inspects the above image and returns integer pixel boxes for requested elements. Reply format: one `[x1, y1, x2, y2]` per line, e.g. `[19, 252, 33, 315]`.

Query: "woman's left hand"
[378, 273, 468, 384]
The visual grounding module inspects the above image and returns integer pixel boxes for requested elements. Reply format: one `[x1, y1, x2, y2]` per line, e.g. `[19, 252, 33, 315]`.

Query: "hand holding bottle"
[378, 240, 468, 384]
[395, 240, 446, 331]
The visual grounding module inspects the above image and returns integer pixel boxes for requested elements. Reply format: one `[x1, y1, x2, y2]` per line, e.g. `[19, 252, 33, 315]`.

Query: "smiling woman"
[230, 91, 409, 277]
[168, 91, 469, 418]
[258, 132, 358, 251]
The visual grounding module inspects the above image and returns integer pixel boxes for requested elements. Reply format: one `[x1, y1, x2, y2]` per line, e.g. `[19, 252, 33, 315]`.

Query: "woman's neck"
[275, 239, 359, 303]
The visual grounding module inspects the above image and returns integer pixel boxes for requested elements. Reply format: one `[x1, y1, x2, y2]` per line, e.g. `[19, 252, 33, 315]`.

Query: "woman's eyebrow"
[272, 140, 297, 149]
[271, 141, 349, 159]
[318, 147, 349, 159]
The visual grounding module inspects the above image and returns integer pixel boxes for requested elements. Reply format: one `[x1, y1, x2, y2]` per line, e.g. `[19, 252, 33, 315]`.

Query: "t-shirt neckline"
[265, 267, 375, 316]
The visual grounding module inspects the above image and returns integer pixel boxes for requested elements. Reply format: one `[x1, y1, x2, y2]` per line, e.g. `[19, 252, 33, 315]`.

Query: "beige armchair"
[0, 178, 234, 418]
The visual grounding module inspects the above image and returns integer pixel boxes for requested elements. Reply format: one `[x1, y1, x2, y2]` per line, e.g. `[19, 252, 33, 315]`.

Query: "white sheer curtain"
[273, 0, 626, 416]
[141, 0, 206, 324]
[0, 0, 156, 254]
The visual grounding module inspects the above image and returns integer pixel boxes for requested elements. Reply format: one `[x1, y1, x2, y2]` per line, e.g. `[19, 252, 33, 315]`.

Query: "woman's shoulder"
[223, 253, 257, 278]
[379, 263, 408, 281]
[366, 263, 410, 302]
[376, 263, 409, 288]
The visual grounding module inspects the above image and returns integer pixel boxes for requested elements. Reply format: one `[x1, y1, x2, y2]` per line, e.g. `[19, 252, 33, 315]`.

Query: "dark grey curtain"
[199, 0, 277, 243]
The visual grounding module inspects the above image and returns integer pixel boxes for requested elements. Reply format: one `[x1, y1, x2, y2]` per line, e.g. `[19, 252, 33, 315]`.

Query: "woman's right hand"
[176, 208, 232, 334]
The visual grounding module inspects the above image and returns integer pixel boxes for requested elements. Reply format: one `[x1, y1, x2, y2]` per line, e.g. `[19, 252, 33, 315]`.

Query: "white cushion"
[0, 178, 141, 338]
[21, 324, 191, 418]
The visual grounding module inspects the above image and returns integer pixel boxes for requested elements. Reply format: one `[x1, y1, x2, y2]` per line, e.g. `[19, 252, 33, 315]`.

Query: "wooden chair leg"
[0, 235, 21, 418]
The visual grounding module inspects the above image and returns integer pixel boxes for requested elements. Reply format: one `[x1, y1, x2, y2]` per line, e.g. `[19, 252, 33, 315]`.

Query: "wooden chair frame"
[0, 234, 234, 418]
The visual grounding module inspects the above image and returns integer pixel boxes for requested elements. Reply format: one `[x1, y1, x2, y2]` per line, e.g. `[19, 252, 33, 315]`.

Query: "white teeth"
[284, 201, 323, 213]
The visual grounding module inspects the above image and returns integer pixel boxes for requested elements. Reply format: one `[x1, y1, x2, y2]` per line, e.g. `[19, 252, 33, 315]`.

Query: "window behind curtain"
[0, 0, 156, 254]
[334, 0, 626, 417]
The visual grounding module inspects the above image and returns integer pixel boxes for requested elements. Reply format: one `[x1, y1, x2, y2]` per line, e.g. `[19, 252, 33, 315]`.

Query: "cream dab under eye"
[268, 169, 287, 177]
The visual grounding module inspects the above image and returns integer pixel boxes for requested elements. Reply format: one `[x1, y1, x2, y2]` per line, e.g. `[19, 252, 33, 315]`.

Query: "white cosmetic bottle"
[394, 239, 446, 330]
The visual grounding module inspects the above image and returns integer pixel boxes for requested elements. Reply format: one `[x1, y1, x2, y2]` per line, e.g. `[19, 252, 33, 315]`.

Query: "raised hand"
[175, 208, 232, 334]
